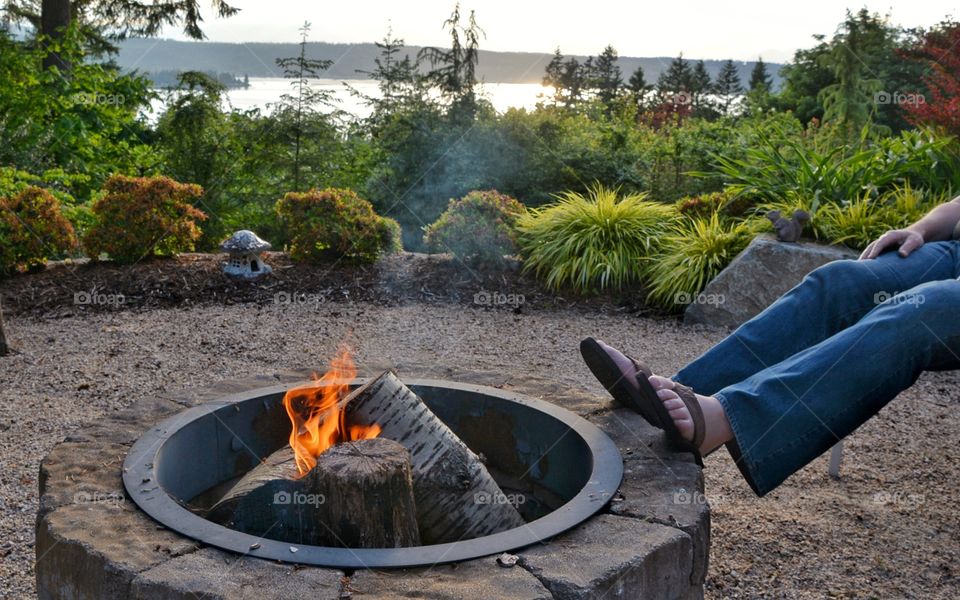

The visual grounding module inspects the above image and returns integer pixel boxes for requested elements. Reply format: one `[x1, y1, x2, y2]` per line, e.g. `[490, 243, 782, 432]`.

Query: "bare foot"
[649, 375, 733, 455]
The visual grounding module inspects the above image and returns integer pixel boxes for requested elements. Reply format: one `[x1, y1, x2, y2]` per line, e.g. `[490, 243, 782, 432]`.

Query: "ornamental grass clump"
[644, 212, 760, 310]
[423, 190, 526, 268]
[518, 185, 676, 293]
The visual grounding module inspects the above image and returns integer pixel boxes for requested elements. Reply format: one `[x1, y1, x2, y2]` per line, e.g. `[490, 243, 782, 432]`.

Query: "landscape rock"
[684, 234, 857, 329]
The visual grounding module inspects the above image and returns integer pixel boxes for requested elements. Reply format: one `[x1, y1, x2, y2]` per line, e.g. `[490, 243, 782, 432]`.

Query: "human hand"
[859, 229, 925, 260]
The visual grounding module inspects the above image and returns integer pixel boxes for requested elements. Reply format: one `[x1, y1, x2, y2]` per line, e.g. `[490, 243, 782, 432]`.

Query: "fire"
[282, 344, 381, 477]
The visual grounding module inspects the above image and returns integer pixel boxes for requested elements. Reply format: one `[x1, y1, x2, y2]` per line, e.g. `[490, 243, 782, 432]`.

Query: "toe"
[649, 375, 674, 390]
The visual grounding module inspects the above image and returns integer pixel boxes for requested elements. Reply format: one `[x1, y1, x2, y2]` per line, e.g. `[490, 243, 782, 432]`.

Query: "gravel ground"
[1, 300, 958, 598]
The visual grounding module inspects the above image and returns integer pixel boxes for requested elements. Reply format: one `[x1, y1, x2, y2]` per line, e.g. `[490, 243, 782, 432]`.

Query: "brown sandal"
[645, 378, 705, 466]
[580, 338, 661, 426]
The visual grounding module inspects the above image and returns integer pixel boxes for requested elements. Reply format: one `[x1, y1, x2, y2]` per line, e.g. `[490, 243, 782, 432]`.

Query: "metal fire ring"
[123, 378, 624, 568]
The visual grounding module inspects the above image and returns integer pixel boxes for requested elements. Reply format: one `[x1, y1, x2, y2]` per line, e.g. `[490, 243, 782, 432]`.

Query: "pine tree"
[749, 57, 772, 91]
[657, 54, 693, 94]
[592, 45, 624, 110]
[713, 59, 744, 114]
[690, 59, 712, 109]
[543, 48, 566, 105]
[628, 65, 651, 108]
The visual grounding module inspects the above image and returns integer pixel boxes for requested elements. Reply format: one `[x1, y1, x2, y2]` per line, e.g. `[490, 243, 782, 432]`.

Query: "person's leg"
[704, 278, 960, 496]
[674, 242, 960, 395]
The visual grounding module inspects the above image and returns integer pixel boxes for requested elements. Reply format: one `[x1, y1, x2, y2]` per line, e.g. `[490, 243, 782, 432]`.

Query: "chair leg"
[828, 441, 843, 479]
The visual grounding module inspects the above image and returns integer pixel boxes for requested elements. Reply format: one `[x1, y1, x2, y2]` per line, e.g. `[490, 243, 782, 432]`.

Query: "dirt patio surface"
[1, 282, 958, 598]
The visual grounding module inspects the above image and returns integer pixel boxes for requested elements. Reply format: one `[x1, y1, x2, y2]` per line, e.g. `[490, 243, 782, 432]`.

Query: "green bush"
[712, 127, 959, 212]
[275, 187, 402, 264]
[644, 213, 760, 310]
[423, 190, 526, 267]
[518, 185, 676, 293]
[675, 190, 753, 220]
[761, 186, 944, 250]
[0, 187, 78, 276]
[83, 175, 207, 263]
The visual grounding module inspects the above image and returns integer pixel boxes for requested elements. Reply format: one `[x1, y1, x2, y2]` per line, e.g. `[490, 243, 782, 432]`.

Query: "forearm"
[906, 197, 960, 242]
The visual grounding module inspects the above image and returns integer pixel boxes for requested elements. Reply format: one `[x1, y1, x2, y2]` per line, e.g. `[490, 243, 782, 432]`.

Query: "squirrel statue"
[766, 209, 810, 243]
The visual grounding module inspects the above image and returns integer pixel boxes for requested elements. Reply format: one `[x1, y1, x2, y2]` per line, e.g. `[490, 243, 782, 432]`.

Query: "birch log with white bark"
[346, 371, 526, 544]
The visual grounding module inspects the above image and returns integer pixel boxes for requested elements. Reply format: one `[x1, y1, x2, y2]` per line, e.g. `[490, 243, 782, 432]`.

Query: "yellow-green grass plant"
[643, 212, 762, 310]
[518, 185, 677, 293]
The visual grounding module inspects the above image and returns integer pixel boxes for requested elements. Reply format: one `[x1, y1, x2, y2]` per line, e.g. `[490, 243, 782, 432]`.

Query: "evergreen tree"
[817, 11, 884, 139]
[713, 59, 743, 114]
[749, 57, 772, 91]
[658, 54, 693, 94]
[628, 65, 651, 109]
[419, 2, 484, 120]
[275, 22, 335, 191]
[543, 47, 566, 106]
[7, 0, 239, 69]
[592, 45, 623, 110]
[690, 59, 712, 110]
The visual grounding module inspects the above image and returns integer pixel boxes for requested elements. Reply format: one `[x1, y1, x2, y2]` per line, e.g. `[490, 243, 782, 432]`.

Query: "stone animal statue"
[766, 209, 810, 243]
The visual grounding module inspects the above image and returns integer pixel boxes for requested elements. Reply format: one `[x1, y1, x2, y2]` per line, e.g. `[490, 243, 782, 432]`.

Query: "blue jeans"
[674, 241, 960, 496]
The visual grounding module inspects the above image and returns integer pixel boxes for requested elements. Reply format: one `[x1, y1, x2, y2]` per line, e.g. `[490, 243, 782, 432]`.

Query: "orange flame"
[282, 345, 381, 477]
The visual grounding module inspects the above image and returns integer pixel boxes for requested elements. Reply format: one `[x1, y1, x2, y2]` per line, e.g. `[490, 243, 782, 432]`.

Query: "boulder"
[684, 234, 858, 329]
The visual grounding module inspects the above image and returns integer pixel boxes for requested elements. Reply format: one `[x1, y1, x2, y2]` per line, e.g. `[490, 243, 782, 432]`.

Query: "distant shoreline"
[117, 38, 784, 87]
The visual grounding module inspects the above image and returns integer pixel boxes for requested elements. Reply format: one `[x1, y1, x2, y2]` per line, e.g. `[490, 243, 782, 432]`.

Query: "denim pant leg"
[717, 278, 960, 496]
[674, 242, 960, 395]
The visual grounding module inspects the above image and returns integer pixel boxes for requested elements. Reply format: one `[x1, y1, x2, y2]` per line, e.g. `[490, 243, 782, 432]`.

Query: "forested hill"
[116, 37, 783, 85]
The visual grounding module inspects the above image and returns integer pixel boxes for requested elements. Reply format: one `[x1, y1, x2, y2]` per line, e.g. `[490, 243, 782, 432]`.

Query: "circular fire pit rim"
[123, 377, 625, 568]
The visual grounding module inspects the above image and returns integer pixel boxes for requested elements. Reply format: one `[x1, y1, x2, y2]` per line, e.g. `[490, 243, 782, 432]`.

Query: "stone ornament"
[221, 230, 272, 279]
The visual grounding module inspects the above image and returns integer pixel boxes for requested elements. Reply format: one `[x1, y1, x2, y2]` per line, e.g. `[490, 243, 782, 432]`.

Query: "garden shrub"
[0, 186, 78, 276]
[761, 186, 944, 250]
[675, 190, 753, 220]
[275, 187, 402, 263]
[518, 185, 676, 293]
[643, 213, 760, 310]
[423, 190, 527, 267]
[83, 175, 206, 263]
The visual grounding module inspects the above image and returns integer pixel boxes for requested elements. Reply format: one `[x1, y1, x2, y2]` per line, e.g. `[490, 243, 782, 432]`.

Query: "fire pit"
[37, 367, 710, 599]
[123, 377, 623, 567]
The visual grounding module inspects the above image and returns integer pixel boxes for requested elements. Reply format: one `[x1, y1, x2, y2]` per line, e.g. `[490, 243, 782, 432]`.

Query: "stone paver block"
[131, 547, 343, 600]
[349, 557, 553, 600]
[519, 514, 693, 600]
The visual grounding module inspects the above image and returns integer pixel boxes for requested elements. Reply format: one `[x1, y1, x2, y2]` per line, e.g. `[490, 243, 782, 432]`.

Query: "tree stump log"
[208, 438, 420, 548]
[346, 371, 526, 544]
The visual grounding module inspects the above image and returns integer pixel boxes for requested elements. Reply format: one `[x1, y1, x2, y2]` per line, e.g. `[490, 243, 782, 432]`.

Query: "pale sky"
[165, 1, 957, 62]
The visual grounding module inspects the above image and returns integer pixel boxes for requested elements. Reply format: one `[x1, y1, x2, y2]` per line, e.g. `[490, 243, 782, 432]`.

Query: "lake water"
[153, 77, 552, 118]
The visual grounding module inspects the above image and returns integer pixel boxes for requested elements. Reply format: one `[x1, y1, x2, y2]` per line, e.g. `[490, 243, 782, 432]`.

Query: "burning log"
[345, 371, 527, 544]
[208, 345, 525, 547]
[208, 437, 420, 548]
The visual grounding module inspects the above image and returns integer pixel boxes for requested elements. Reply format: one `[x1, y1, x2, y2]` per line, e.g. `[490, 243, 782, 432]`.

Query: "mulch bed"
[0, 252, 660, 319]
